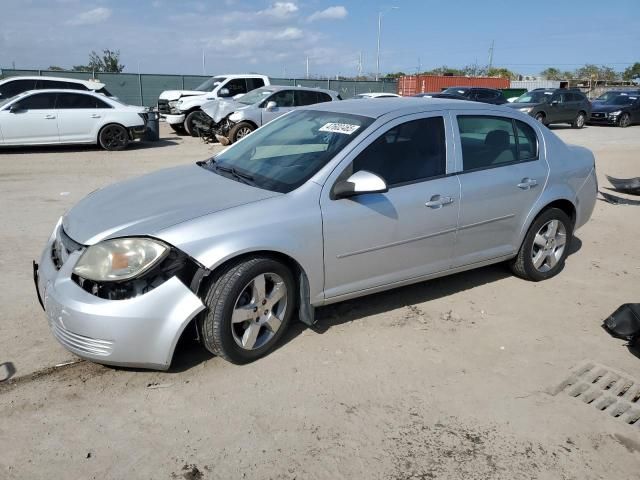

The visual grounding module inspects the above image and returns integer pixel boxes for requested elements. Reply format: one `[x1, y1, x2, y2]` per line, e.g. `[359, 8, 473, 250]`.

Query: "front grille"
[51, 227, 83, 270]
[158, 99, 170, 114]
[51, 321, 113, 357]
[591, 112, 606, 119]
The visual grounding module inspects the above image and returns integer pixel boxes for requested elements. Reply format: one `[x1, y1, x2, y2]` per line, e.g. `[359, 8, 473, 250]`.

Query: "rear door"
[451, 112, 548, 266]
[0, 92, 58, 144]
[261, 90, 295, 124]
[55, 92, 109, 143]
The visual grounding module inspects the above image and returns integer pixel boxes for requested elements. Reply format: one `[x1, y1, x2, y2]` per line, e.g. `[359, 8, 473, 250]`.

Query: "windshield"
[195, 76, 227, 92]
[514, 91, 552, 103]
[606, 95, 637, 106]
[199, 110, 374, 193]
[0, 92, 26, 109]
[237, 87, 275, 105]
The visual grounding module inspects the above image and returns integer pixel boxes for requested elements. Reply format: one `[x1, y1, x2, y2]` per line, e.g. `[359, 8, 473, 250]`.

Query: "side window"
[246, 78, 265, 91]
[475, 90, 496, 101]
[56, 93, 100, 109]
[94, 97, 111, 109]
[0, 79, 37, 98]
[457, 116, 517, 171]
[514, 120, 538, 161]
[36, 79, 75, 90]
[225, 79, 248, 96]
[318, 92, 333, 103]
[296, 90, 319, 106]
[14, 92, 56, 110]
[270, 90, 295, 107]
[348, 117, 446, 187]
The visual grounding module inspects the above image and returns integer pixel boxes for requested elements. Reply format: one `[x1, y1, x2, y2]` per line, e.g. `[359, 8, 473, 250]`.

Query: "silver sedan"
[35, 99, 597, 369]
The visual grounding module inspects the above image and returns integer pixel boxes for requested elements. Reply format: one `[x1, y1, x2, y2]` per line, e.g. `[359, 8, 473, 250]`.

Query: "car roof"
[215, 74, 268, 79]
[261, 85, 338, 95]
[0, 75, 105, 88]
[306, 97, 484, 118]
[19, 88, 105, 95]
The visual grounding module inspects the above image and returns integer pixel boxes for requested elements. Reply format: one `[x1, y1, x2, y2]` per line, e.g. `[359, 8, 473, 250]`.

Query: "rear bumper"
[35, 223, 206, 370]
[129, 124, 146, 139]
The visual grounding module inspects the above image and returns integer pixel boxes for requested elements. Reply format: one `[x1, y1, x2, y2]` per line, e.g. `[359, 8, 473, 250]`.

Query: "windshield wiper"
[214, 164, 256, 186]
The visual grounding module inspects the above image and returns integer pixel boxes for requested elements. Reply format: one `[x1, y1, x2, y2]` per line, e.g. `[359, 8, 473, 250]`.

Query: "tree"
[48, 65, 66, 71]
[540, 67, 563, 80]
[73, 49, 125, 73]
[486, 67, 516, 79]
[623, 62, 640, 82]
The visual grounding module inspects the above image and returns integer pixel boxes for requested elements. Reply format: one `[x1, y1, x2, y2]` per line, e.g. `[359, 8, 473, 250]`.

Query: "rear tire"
[184, 110, 208, 137]
[510, 208, 573, 282]
[199, 256, 296, 364]
[229, 122, 256, 143]
[572, 111, 586, 129]
[98, 124, 129, 151]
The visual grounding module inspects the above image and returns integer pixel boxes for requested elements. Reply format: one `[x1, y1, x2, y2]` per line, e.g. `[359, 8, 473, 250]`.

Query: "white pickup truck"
[157, 74, 270, 135]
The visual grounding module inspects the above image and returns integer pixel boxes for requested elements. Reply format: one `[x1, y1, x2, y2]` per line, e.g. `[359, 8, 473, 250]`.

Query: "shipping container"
[397, 75, 510, 96]
[510, 80, 563, 90]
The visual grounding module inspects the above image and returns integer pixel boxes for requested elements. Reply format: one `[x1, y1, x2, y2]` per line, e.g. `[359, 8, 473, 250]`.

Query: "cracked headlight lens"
[73, 238, 168, 282]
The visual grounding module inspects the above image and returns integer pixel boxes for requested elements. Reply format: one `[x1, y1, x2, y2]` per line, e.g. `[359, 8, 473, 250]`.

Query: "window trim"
[454, 114, 540, 175]
[330, 113, 449, 198]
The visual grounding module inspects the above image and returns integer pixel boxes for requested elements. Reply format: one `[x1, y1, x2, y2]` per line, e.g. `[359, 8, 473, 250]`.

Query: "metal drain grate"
[550, 362, 640, 428]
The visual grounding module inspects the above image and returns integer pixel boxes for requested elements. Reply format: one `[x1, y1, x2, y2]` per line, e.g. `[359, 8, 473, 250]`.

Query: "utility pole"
[305, 56, 309, 79]
[357, 51, 363, 78]
[417, 57, 421, 75]
[202, 49, 206, 75]
[488, 40, 494, 71]
[375, 6, 399, 81]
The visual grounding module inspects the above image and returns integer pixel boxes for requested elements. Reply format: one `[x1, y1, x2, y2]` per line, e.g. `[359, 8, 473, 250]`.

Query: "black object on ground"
[606, 175, 640, 196]
[603, 304, 640, 343]
[143, 110, 160, 142]
[599, 191, 640, 205]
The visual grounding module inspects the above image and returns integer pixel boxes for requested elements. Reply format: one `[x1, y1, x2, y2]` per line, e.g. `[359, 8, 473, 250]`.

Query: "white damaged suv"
[158, 74, 270, 135]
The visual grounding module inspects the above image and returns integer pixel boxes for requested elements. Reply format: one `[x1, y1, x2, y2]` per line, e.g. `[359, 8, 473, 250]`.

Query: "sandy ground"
[1, 123, 640, 479]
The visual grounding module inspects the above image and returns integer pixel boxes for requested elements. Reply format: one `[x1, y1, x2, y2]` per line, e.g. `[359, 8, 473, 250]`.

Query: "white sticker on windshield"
[544, 92, 553, 95]
[319, 123, 360, 135]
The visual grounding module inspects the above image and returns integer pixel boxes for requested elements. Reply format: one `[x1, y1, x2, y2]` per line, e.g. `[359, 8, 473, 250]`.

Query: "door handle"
[517, 178, 538, 190]
[44, 114, 56, 119]
[90, 114, 101, 118]
[425, 195, 454, 209]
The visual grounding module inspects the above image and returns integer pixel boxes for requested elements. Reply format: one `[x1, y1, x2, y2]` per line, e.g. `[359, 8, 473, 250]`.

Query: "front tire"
[184, 110, 208, 137]
[618, 113, 631, 128]
[510, 208, 573, 281]
[98, 124, 129, 151]
[229, 122, 256, 143]
[572, 111, 586, 129]
[534, 112, 546, 125]
[199, 257, 296, 364]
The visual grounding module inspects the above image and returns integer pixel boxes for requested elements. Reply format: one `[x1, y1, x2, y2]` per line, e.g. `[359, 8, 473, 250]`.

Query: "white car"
[353, 92, 401, 99]
[0, 89, 148, 151]
[158, 74, 270, 135]
[0, 76, 111, 99]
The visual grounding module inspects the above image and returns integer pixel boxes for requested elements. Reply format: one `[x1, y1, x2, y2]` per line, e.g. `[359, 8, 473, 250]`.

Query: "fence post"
[181, 76, 185, 90]
[138, 73, 144, 106]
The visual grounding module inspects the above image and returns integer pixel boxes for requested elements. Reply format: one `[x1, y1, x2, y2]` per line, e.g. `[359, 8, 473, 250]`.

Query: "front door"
[0, 92, 58, 144]
[321, 113, 460, 299]
[261, 90, 296, 124]
[451, 113, 549, 267]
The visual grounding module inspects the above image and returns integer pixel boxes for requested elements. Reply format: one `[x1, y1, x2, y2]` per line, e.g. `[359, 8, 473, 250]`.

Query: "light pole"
[376, 6, 399, 81]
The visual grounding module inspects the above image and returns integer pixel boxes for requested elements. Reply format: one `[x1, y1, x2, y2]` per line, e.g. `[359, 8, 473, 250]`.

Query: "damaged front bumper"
[34, 222, 206, 370]
[165, 114, 186, 126]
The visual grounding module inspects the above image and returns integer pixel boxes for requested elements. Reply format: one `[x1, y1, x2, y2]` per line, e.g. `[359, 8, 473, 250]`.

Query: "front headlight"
[609, 110, 622, 116]
[229, 112, 243, 122]
[73, 238, 168, 282]
[518, 107, 532, 113]
[168, 100, 179, 108]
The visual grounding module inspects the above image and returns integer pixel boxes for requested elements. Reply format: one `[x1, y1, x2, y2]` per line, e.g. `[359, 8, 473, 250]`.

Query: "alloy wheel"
[619, 114, 630, 128]
[231, 273, 287, 350]
[236, 126, 253, 140]
[102, 126, 127, 149]
[531, 219, 567, 273]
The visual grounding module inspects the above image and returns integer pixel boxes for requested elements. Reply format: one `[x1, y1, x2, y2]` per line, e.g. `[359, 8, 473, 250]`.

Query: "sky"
[1, 0, 638, 78]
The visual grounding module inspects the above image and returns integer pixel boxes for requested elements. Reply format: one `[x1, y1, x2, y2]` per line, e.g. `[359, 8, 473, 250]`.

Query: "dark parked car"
[592, 89, 640, 106]
[440, 87, 508, 105]
[589, 93, 640, 128]
[506, 88, 591, 128]
[413, 92, 467, 100]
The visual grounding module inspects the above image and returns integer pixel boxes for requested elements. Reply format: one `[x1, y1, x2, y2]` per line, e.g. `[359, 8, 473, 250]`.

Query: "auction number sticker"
[319, 123, 360, 135]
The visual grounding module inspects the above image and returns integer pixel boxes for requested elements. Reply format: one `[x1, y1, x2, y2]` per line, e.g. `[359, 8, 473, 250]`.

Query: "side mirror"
[9, 104, 21, 113]
[265, 101, 277, 111]
[218, 88, 231, 98]
[333, 170, 388, 199]
[550, 100, 559, 105]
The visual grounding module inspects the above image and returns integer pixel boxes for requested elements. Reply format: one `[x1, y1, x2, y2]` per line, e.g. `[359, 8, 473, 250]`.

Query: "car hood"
[591, 104, 631, 113]
[201, 99, 246, 123]
[158, 90, 207, 101]
[62, 164, 281, 245]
